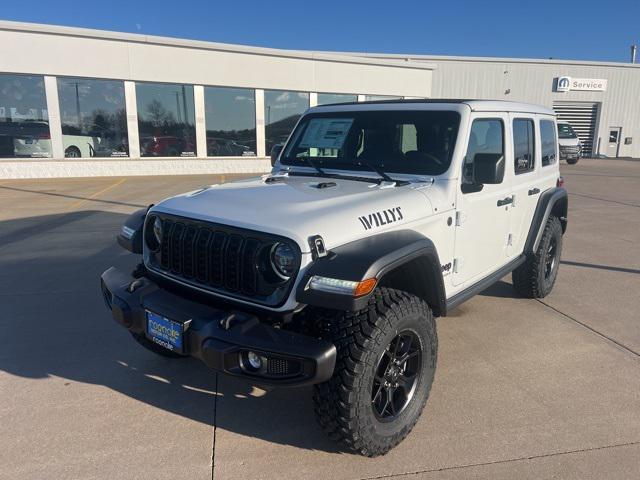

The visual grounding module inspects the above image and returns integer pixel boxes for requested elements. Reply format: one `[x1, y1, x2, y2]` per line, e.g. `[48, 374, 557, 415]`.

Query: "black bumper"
[100, 267, 336, 386]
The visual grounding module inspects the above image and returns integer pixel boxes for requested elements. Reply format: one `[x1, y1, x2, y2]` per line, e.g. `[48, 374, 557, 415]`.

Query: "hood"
[151, 175, 434, 252]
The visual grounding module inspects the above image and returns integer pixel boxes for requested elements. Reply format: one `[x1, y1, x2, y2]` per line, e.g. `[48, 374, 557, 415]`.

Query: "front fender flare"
[296, 230, 446, 314]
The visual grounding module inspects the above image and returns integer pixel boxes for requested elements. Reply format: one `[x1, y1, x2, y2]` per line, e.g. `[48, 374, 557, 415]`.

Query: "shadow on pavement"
[0, 185, 146, 209]
[561, 260, 640, 275]
[0, 210, 339, 454]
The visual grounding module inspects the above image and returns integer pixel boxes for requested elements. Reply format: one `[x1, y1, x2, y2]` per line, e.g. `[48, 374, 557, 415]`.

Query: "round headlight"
[153, 217, 163, 245]
[270, 243, 296, 279]
[145, 215, 162, 252]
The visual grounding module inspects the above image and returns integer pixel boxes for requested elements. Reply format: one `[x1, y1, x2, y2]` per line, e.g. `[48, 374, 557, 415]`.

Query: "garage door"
[553, 102, 599, 156]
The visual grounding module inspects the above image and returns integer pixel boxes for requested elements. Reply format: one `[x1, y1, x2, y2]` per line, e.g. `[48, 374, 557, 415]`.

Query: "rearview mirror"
[473, 153, 505, 184]
[270, 144, 284, 167]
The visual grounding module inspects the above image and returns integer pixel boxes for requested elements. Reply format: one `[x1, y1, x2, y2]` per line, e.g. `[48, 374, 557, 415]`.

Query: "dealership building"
[1, 20, 639, 179]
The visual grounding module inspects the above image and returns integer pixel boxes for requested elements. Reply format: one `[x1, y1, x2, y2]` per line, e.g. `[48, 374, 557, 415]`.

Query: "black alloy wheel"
[372, 331, 422, 421]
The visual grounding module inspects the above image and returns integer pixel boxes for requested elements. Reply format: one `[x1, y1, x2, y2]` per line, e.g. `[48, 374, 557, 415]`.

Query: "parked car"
[557, 121, 581, 164]
[2, 121, 52, 158]
[102, 100, 567, 457]
[141, 135, 194, 157]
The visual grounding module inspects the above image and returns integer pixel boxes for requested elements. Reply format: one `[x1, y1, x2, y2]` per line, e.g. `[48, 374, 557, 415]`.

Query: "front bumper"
[100, 267, 336, 386]
[559, 147, 581, 159]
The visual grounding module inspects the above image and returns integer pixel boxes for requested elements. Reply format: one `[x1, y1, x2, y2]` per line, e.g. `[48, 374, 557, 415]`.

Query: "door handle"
[528, 187, 540, 196]
[497, 196, 513, 207]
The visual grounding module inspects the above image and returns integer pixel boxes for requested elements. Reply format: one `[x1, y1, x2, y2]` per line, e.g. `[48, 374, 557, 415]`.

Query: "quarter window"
[513, 118, 535, 174]
[0, 74, 51, 159]
[136, 82, 196, 157]
[58, 77, 129, 158]
[462, 119, 504, 185]
[540, 120, 557, 166]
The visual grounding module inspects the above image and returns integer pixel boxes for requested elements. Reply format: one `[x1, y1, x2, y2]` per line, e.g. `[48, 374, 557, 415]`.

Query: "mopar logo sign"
[556, 76, 607, 92]
[556, 76, 571, 92]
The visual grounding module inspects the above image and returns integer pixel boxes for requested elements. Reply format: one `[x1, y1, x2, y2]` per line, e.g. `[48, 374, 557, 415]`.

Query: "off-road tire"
[130, 332, 185, 358]
[513, 215, 563, 298]
[566, 157, 579, 165]
[313, 288, 438, 457]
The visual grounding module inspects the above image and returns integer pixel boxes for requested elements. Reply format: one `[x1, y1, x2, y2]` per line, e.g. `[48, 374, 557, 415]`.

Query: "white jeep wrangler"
[102, 100, 567, 456]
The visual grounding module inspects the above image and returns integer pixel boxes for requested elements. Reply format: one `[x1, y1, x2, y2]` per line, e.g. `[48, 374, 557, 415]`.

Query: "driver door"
[452, 114, 512, 287]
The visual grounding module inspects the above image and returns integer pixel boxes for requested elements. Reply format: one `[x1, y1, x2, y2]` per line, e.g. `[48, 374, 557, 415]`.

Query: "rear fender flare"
[524, 187, 568, 254]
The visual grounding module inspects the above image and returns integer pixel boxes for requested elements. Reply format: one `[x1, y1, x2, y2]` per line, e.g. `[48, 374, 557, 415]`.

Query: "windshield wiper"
[355, 161, 409, 186]
[297, 156, 325, 175]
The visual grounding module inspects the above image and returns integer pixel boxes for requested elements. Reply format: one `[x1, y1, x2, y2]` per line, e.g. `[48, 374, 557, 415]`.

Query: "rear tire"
[566, 157, 579, 165]
[130, 332, 185, 358]
[513, 215, 563, 298]
[313, 288, 437, 457]
[65, 146, 81, 158]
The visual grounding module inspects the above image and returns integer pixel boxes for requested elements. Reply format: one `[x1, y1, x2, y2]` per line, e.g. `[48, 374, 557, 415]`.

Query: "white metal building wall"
[363, 53, 640, 158]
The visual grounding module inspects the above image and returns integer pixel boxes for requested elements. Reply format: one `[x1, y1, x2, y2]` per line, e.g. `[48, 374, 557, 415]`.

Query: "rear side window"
[540, 120, 557, 166]
[462, 119, 504, 185]
[513, 119, 535, 174]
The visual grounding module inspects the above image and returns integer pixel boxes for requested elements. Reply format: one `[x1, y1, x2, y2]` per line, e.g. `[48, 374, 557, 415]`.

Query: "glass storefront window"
[204, 86, 256, 157]
[58, 77, 128, 158]
[364, 95, 403, 101]
[317, 93, 358, 106]
[136, 82, 196, 157]
[264, 90, 309, 154]
[0, 74, 51, 159]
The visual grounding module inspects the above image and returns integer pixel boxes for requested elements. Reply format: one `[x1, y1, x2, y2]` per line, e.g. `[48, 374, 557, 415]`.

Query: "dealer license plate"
[146, 311, 184, 352]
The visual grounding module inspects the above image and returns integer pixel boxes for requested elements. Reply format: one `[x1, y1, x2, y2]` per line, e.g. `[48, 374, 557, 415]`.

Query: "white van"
[557, 121, 581, 164]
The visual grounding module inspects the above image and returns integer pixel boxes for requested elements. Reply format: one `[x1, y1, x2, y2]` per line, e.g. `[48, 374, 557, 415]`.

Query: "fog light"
[247, 351, 264, 370]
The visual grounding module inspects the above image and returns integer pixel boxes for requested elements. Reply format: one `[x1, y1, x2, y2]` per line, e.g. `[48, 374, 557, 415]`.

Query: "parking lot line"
[66, 178, 126, 211]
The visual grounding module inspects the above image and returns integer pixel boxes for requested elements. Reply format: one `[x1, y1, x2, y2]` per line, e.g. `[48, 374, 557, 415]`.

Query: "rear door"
[452, 114, 512, 287]
[508, 115, 539, 256]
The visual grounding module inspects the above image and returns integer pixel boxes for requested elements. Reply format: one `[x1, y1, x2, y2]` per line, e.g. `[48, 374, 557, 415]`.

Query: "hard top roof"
[313, 99, 555, 116]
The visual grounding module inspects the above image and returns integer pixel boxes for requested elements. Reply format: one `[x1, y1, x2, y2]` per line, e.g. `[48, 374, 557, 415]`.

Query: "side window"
[540, 120, 557, 166]
[462, 119, 504, 185]
[513, 119, 535, 174]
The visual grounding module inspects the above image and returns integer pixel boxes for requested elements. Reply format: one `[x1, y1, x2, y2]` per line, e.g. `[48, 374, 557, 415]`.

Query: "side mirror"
[270, 144, 284, 167]
[473, 153, 505, 184]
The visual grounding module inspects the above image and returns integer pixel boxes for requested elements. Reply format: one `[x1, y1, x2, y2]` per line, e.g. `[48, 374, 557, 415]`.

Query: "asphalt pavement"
[1, 160, 638, 479]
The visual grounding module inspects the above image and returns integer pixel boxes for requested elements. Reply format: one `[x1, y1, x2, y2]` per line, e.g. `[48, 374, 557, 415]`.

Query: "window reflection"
[136, 82, 196, 157]
[0, 74, 51, 159]
[204, 87, 256, 157]
[364, 95, 403, 101]
[317, 93, 358, 106]
[58, 77, 128, 158]
[264, 90, 309, 154]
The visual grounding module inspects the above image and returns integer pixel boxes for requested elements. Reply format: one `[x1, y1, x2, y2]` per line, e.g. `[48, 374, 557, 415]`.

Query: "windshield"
[557, 123, 577, 139]
[281, 110, 460, 176]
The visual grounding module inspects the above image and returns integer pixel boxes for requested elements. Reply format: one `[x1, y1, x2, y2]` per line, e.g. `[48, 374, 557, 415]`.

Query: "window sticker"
[299, 118, 354, 149]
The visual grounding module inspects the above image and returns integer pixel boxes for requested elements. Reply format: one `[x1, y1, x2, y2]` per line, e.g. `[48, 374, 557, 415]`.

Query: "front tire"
[566, 157, 579, 165]
[313, 288, 437, 457]
[513, 215, 563, 298]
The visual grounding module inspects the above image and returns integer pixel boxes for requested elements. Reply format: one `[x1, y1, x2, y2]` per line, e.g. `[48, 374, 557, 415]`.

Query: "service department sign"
[555, 76, 607, 92]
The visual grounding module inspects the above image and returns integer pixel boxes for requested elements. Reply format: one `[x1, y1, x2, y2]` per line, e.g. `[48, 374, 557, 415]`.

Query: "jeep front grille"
[147, 214, 299, 307]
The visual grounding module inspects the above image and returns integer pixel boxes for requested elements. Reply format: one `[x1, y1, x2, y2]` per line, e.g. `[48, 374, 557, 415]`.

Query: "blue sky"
[3, 0, 639, 62]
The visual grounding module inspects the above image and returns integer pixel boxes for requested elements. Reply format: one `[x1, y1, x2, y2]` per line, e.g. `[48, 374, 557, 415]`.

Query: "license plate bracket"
[145, 310, 186, 353]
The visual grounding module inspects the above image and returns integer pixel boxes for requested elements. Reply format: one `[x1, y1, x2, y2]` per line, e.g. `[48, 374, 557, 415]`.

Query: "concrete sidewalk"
[1, 159, 639, 479]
